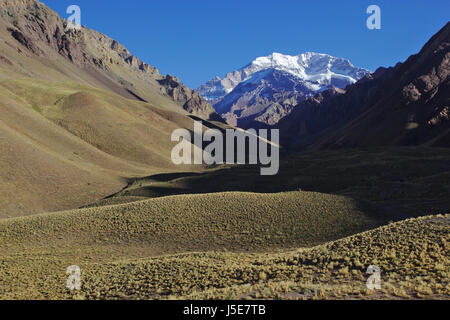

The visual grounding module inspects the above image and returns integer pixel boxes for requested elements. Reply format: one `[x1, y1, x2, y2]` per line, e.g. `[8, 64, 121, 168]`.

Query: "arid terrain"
[0, 0, 448, 300]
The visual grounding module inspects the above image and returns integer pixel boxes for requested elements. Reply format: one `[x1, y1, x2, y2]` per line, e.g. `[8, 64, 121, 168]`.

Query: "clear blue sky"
[41, 0, 449, 89]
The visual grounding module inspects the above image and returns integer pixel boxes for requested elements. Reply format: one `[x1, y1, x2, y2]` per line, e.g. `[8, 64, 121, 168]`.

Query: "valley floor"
[0, 147, 449, 299]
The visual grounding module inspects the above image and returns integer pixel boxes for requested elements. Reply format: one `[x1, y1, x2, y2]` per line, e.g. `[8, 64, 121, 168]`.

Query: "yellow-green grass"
[0, 190, 376, 299]
[0, 212, 447, 300]
[179, 214, 449, 300]
[0, 191, 374, 252]
[0, 83, 137, 218]
[0, 77, 218, 218]
[0, 78, 195, 169]
[82, 196, 150, 208]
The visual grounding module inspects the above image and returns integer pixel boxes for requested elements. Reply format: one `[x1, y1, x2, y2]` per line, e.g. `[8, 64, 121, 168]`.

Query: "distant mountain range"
[197, 52, 369, 127]
[197, 23, 450, 149]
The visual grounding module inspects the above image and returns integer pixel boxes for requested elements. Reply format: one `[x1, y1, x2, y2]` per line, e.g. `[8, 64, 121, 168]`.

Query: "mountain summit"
[197, 52, 369, 127]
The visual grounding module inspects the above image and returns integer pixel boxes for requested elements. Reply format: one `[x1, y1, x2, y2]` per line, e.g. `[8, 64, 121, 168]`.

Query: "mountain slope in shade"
[0, 0, 222, 121]
[198, 52, 369, 127]
[279, 22, 450, 149]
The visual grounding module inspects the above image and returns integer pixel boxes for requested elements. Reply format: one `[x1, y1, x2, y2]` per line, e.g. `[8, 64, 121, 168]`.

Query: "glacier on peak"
[197, 52, 370, 102]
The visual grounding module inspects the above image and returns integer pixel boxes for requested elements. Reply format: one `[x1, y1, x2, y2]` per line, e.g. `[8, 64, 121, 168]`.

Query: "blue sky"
[41, 0, 449, 89]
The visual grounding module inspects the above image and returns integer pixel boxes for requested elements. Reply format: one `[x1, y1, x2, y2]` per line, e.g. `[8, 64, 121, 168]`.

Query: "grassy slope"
[0, 23, 218, 217]
[179, 214, 449, 300]
[0, 208, 447, 299]
[0, 190, 377, 299]
[0, 191, 375, 253]
[0, 37, 256, 218]
[0, 84, 138, 218]
[0, 76, 215, 218]
[0, 78, 197, 168]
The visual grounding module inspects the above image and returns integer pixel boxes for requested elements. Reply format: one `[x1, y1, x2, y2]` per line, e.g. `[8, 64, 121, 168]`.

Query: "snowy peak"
[196, 52, 370, 128]
[253, 52, 365, 79]
[197, 52, 369, 102]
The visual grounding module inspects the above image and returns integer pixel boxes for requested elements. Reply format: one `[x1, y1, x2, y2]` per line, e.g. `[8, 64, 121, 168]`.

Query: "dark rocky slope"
[279, 22, 450, 149]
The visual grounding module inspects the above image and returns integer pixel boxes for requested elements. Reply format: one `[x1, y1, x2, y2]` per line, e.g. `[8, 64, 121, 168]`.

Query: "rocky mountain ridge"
[0, 0, 222, 121]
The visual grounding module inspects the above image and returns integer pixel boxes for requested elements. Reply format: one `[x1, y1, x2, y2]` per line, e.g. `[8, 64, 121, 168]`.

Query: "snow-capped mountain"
[197, 52, 370, 127]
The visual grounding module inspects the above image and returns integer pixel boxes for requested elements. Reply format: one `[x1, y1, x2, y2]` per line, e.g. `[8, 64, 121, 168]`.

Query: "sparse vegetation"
[0, 213, 447, 300]
[0, 1, 449, 301]
[1, 146, 449, 300]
